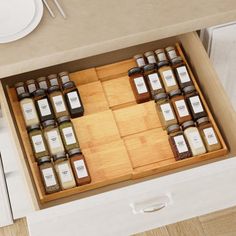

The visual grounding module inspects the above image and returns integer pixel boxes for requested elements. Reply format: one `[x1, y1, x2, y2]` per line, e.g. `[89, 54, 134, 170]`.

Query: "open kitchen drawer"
[0, 32, 235, 209]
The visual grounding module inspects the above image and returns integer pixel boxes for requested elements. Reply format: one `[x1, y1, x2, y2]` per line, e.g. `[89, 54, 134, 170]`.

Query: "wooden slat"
[69, 68, 98, 85]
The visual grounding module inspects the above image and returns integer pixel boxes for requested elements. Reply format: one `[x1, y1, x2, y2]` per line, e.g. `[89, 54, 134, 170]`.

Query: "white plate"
[0, 0, 43, 43]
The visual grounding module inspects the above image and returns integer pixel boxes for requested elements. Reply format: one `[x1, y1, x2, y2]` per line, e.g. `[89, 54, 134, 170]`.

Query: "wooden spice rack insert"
[6, 43, 228, 203]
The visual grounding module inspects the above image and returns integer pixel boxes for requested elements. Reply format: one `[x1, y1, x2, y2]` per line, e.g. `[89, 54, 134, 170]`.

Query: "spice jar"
[58, 116, 80, 152]
[69, 148, 91, 186]
[36, 77, 49, 90]
[48, 85, 69, 118]
[48, 74, 59, 86]
[15, 82, 26, 96]
[143, 64, 165, 98]
[182, 120, 206, 156]
[28, 124, 49, 159]
[62, 81, 84, 118]
[144, 51, 157, 64]
[155, 49, 169, 66]
[165, 46, 183, 65]
[53, 152, 76, 190]
[26, 79, 37, 94]
[184, 86, 207, 121]
[154, 93, 177, 129]
[33, 89, 54, 123]
[58, 71, 70, 85]
[197, 117, 222, 152]
[38, 156, 60, 194]
[128, 67, 150, 104]
[43, 120, 65, 155]
[19, 92, 39, 127]
[133, 54, 146, 67]
[169, 89, 192, 124]
[167, 124, 191, 160]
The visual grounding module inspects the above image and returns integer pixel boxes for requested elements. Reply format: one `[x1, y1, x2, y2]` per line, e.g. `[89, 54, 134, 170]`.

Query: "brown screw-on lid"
[183, 85, 196, 94]
[58, 71, 69, 77]
[53, 152, 67, 162]
[33, 88, 46, 97]
[57, 116, 70, 124]
[37, 156, 51, 165]
[167, 124, 181, 134]
[18, 92, 31, 101]
[47, 74, 58, 80]
[196, 117, 209, 126]
[27, 124, 41, 132]
[133, 54, 144, 60]
[42, 119, 56, 128]
[182, 120, 195, 130]
[36, 76, 47, 82]
[169, 89, 182, 98]
[128, 67, 143, 77]
[153, 93, 168, 102]
[15, 82, 24, 88]
[144, 51, 155, 57]
[48, 85, 60, 94]
[26, 79, 35, 85]
[68, 148, 82, 157]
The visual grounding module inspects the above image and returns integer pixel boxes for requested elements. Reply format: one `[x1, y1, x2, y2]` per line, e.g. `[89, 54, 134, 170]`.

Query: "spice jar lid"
[33, 88, 46, 97]
[58, 71, 69, 77]
[169, 89, 182, 98]
[196, 117, 209, 126]
[53, 152, 67, 162]
[155, 49, 165, 55]
[42, 119, 56, 128]
[165, 46, 175, 53]
[167, 124, 181, 134]
[182, 120, 195, 130]
[144, 51, 155, 57]
[27, 124, 41, 132]
[157, 61, 169, 67]
[57, 116, 70, 124]
[14, 82, 24, 88]
[171, 56, 183, 65]
[153, 93, 168, 102]
[47, 74, 58, 80]
[68, 148, 82, 157]
[18, 92, 31, 101]
[143, 64, 157, 72]
[183, 85, 196, 94]
[36, 76, 47, 82]
[133, 54, 144, 60]
[48, 85, 60, 94]
[128, 67, 143, 77]
[62, 81, 76, 90]
[26, 79, 35, 85]
[37, 156, 51, 165]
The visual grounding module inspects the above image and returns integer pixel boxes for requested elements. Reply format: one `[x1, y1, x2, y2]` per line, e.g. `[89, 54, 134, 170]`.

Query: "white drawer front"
[27, 157, 236, 236]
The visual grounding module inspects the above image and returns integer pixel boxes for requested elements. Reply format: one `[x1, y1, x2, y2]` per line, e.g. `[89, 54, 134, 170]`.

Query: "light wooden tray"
[6, 43, 228, 203]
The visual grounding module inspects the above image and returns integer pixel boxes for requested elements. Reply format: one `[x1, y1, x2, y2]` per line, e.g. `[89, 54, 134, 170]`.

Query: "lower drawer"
[0, 32, 235, 210]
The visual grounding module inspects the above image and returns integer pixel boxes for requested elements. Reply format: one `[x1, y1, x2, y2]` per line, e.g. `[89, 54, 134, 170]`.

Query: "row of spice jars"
[18, 80, 84, 128]
[167, 118, 222, 161]
[15, 72, 71, 95]
[28, 116, 80, 160]
[155, 86, 207, 128]
[38, 148, 91, 194]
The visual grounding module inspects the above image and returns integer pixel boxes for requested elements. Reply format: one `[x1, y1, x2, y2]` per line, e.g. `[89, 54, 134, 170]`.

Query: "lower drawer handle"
[142, 203, 166, 213]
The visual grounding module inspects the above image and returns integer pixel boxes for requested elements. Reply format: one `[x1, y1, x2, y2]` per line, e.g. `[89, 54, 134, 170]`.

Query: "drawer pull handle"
[142, 203, 166, 213]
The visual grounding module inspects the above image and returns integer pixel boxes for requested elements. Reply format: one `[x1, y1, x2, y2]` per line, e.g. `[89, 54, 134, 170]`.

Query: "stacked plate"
[0, 0, 43, 43]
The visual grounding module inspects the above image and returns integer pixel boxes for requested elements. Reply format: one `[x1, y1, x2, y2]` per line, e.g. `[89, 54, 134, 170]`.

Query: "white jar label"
[49, 78, 58, 86]
[74, 160, 88, 178]
[175, 100, 189, 117]
[157, 52, 167, 61]
[58, 163, 73, 183]
[38, 99, 51, 117]
[176, 66, 191, 83]
[62, 127, 76, 145]
[174, 135, 188, 153]
[134, 77, 148, 94]
[22, 103, 37, 121]
[16, 87, 25, 95]
[53, 95, 66, 113]
[68, 91, 81, 109]
[136, 57, 146, 67]
[47, 130, 61, 149]
[32, 134, 46, 153]
[42, 168, 57, 187]
[147, 55, 156, 64]
[188, 131, 204, 149]
[28, 84, 36, 93]
[203, 127, 218, 145]
[160, 103, 175, 121]
[162, 70, 176, 87]
[39, 81, 48, 90]
[168, 49, 177, 59]
[148, 73, 162, 90]
[189, 96, 204, 114]
[61, 75, 70, 84]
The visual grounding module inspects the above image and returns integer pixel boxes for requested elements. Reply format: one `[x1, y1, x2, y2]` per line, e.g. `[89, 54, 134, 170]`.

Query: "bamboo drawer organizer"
[6, 43, 228, 203]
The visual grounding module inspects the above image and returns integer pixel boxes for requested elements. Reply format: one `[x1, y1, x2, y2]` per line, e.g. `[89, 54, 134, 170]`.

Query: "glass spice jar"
[128, 67, 150, 104]
[58, 116, 80, 152]
[43, 120, 65, 155]
[48, 74, 59, 86]
[165, 46, 183, 65]
[197, 117, 222, 152]
[53, 152, 76, 190]
[33, 89, 54, 123]
[38, 156, 60, 194]
[15, 82, 26, 96]
[26, 79, 37, 94]
[58, 71, 71, 86]
[154, 93, 177, 129]
[167, 124, 192, 160]
[144, 51, 157, 64]
[155, 49, 169, 65]
[183, 86, 207, 121]
[143, 64, 165, 98]
[19, 92, 39, 127]
[36, 77, 49, 90]
[28, 124, 49, 160]
[62, 81, 84, 118]
[169, 89, 192, 124]
[48, 85, 69, 118]
[133, 54, 146, 67]
[182, 120, 206, 156]
[68, 148, 91, 186]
